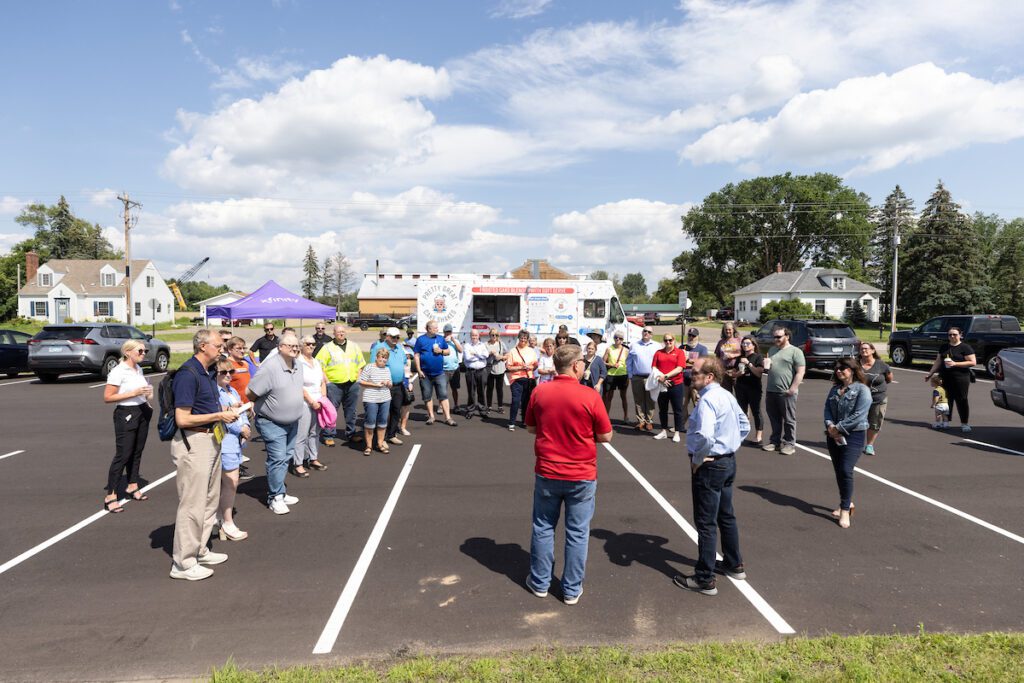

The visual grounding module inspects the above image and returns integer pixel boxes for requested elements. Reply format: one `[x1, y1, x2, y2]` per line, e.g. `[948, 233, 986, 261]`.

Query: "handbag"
[969, 368, 977, 383]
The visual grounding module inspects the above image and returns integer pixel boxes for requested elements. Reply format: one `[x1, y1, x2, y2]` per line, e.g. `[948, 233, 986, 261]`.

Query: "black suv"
[754, 319, 860, 371]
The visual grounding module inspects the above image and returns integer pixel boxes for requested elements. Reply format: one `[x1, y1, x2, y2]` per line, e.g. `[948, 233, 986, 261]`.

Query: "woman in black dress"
[732, 335, 765, 445]
[925, 327, 976, 433]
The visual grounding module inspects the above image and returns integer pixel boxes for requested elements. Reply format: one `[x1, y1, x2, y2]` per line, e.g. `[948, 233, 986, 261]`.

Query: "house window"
[750, 300, 759, 311]
[102, 272, 115, 287]
[32, 301, 47, 316]
[135, 302, 141, 317]
[94, 301, 112, 317]
[412, 274, 420, 279]
[832, 277, 846, 290]
[394, 274, 402, 279]
[146, 275, 154, 287]
[157, 303, 162, 313]
[739, 301, 746, 312]
[845, 299, 855, 310]
[39, 273, 52, 287]
[815, 300, 826, 314]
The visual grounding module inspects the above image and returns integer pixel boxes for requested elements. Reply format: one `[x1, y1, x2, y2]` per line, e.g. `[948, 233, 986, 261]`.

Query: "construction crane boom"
[169, 257, 210, 311]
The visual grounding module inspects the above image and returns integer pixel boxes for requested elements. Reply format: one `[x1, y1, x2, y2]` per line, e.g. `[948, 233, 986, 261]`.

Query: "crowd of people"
[95, 318, 974, 584]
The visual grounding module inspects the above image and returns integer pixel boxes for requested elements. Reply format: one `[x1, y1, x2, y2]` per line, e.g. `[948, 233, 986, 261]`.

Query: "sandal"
[379, 445, 390, 454]
[425, 419, 436, 425]
[363, 447, 372, 456]
[126, 488, 148, 501]
[104, 497, 124, 514]
[309, 460, 328, 471]
[444, 419, 458, 427]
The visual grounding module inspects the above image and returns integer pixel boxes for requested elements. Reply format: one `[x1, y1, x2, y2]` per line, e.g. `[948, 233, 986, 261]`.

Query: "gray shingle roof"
[732, 268, 881, 296]
[18, 259, 153, 296]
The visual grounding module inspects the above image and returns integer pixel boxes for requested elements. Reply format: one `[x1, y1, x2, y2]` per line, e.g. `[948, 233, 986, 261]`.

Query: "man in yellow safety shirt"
[315, 324, 366, 445]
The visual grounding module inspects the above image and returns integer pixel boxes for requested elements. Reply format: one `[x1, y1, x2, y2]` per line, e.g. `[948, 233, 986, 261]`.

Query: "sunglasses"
[135, 348, 147, 353]
[303, 342, 315, 346]
[663, 338, 675, 342]
[773, 335, 786, 340]
[218, 370, 234, 376]
[264, 328, 275, 332]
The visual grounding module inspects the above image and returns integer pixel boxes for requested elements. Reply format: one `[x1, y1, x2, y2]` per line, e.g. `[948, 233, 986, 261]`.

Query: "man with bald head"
[316, 323, 366, 445]
[247, 331, 305, 515]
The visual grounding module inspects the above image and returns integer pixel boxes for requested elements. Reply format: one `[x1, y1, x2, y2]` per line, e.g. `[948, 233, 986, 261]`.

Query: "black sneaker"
[715, 561, 746, 580]
[237, 466, 255, 482]
[673, 574, 717, 596]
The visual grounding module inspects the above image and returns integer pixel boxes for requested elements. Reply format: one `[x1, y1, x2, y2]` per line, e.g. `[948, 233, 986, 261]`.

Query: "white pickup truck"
[991, 347, 1024, 417]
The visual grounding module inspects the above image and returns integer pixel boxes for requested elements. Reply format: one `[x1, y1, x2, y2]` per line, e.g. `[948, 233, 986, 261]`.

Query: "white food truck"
[415, 277, 643, 344]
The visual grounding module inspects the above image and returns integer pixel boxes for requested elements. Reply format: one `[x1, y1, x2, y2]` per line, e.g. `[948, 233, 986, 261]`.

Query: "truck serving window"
[583, 299, 606, 318]
[609, 297, 624, 324]
[473, 295, 519, 323]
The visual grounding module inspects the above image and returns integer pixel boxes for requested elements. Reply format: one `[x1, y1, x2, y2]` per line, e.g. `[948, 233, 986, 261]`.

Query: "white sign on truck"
[415, 277, 643, 344]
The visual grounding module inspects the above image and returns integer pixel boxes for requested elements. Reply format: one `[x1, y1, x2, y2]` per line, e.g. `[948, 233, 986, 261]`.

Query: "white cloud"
[89, 188, 118, 206]
[682, 62, 1024, 174]
[0, 196, 27, 215]
[491, 0, 553, 20]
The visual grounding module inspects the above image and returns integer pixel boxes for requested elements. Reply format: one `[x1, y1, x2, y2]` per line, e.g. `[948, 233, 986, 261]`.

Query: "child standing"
[931, 375, 949, 429]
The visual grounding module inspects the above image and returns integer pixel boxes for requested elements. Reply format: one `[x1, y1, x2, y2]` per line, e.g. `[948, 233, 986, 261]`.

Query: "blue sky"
[3, 0, 1023, 293]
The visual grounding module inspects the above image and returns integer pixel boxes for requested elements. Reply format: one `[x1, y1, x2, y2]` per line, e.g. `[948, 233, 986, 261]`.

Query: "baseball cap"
[386, 327, 401, 337]
[443, 323, 453, 332]
[687, 327, 700, 337]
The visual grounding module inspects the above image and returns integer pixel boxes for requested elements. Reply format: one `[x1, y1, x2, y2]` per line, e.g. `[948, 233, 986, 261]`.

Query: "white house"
[731, 267, 881, 324]
[192, 291, 260, 323]
[17, 256, 176, 325]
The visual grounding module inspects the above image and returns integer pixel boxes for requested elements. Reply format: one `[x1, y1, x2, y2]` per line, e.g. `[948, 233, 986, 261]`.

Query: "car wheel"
[360, 323, 369, 331]
[399, 322, 408, 330]
[985, 353, 1000, 378]
[101, 355, 119, 378]
[154, 351, 170, 372]
[35, 372, 58, 383]
[6, 371, 19, 378]
[889, 344, 910, 367]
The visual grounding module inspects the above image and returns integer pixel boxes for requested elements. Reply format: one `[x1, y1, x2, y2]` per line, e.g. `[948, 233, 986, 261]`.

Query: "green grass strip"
[209, 632, 1024, 682]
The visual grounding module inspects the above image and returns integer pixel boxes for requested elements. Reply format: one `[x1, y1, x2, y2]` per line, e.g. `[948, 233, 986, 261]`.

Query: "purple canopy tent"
[205, 280, 336, 325]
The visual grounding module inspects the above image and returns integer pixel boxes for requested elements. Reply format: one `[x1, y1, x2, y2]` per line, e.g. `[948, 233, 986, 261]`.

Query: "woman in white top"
[291, 335, 328, 477]
[102, 339, 154, 513]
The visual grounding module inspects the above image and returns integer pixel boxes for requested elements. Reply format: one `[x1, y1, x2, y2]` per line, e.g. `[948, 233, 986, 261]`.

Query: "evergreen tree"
[301, 245, 321, 299]
[990, 218, 1024, 319]
[15, 196, 120, 260]
[867, 185, 914, 320]
[320, 255, 333, 301]
[843, 301, 868, 326]
[900, 181, 994, 320]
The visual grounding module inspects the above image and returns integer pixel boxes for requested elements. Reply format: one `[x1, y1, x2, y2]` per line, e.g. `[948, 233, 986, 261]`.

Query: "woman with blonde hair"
[102, 339, 154, 513]
[215, 358, 250, 540]
[291, 334, 328, 475]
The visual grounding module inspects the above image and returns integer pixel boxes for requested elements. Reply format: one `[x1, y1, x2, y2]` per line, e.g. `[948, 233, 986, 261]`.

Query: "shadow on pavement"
[149, 524, 174, 557]
[590, 528, 692, 580]
[739, 485, 835, 523]
[459, 537, 530, 590]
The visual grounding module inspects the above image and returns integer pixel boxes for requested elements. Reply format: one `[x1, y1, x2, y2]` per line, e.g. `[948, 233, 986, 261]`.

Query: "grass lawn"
[168, 352, 193, 370]
[209, 632, 1024, 682]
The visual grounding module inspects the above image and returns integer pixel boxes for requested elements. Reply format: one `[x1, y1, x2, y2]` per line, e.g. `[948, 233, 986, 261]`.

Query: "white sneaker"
[169, 563, 214, 581]
[564, 586, 584, 605]
[270, 496, 290, 515]
[653, 430, 668, 440]
[197, 550, 228, 566]
[401, 428, 412, 436]
[961, 424, 972, 433]
[282, 494, 299, 505]
[672, 432, 681, 443]
[508, 424, 516, 431]
[241, 455, 251, 463]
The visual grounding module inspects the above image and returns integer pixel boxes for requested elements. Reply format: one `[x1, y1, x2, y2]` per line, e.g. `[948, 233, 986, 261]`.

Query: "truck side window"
[473, 296, 519, 323]
[919, 319, 943, 334]
[583, 299, 606, 318]
[609, 297, 624, 324]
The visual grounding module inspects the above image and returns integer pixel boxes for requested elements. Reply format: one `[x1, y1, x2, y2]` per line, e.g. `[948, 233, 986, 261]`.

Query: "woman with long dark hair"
[925, 327, 976, 433]
[823, 358, 871, 529]
[733, 335, 764, 445]
[857, 341, 892, 455]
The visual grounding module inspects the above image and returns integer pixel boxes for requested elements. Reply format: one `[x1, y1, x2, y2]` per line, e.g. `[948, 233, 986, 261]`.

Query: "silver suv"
[28, 323, 171, 382]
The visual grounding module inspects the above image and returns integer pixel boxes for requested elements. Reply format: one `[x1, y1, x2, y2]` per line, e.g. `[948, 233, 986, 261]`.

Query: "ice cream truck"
[414, 278, 644, 345]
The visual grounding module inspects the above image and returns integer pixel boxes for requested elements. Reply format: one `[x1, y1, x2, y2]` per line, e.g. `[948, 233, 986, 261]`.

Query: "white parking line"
[604, 443, 795, 636]
[0, 372, 93, 387]
[313, 444, 421, 654]
[0, 378, 35, 386]
[0, 450, 26, 462]
[0, 470, 176, 577]
[960, 438, 1024, 457]
[793, 443, 1024, 545]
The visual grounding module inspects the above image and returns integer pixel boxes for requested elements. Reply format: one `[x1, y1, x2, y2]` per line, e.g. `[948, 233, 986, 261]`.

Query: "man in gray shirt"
[247, 331, 305, 514]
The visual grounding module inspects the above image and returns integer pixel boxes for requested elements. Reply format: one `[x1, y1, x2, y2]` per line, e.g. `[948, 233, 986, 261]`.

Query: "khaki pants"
[171, 431, 221, 570]
[631, 376, 655, 425]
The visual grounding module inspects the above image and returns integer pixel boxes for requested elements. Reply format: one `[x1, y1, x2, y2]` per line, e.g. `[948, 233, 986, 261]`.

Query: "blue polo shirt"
[173, 356, 220, 416]
[413, 333, 448, 377]
[370, 340, 408, 384]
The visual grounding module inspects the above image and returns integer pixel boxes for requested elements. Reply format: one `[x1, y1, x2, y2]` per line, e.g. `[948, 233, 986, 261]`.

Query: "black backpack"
[157, 365, 202, 442]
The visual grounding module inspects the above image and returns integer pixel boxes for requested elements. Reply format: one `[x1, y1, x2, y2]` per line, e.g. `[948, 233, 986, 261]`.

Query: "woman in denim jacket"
[823, 358, 872, 529]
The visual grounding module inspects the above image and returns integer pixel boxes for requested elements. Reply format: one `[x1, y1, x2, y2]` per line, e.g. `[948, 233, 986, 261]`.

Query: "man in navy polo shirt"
[524, 344, 613, 605]
[170, 329, 239, 581]
[413, 319, 456, 426]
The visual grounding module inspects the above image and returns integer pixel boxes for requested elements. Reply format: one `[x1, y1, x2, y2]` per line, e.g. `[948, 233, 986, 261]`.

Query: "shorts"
[221, 449, 242, 471]
[934, 403, 950, 415]
[420, 373, 449, 402]
[604, 374, 628, 393]
[364, 400, 391, 428]
[867, 400, 887, 431]
[446, 368, 461, 389]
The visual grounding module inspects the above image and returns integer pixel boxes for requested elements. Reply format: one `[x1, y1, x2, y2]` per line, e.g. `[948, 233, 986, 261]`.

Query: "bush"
[758, 299, 814, 323]
[844, 301, 868, 326]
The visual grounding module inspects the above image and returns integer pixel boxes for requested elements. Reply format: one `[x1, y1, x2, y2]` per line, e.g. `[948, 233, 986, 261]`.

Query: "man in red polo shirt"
[525, 344, 613, 605]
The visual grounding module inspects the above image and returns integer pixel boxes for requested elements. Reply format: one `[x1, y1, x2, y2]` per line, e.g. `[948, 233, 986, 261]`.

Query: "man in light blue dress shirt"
[674, 356, 750, 596]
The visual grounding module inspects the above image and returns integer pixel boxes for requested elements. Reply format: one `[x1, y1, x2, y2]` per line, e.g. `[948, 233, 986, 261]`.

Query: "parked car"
[887, 314, 1024, 376]
[396, 314, 417, 331]
[0, 329, 32, 378]
[754, 318, 860, 371]
[990, 347, 1024, 417]
[28, 323, 171, 382]
[345, 313, 400, 331]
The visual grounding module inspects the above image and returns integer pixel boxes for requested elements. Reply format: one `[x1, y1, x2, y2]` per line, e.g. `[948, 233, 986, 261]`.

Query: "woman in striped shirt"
[359, 347, 394, 455]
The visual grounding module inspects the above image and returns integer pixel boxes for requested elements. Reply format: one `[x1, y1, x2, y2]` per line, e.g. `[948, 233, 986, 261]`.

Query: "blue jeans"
[827, 430, 865, 511]
[691, 455, 742, 583]
[364, 400, 391, 428]
[323, 381, 360, 440]
[257, 416, 298, 504]
[528, 475, 596, 598]
[509, 378, 532, 425]
[419, 372, 448, 402]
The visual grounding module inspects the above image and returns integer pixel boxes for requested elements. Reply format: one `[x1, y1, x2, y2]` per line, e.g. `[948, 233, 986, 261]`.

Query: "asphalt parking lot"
[1, 364, 1022, 681]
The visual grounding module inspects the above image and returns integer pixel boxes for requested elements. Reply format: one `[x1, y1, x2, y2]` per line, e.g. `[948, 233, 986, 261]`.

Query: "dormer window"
[831, 277, 846, 290]
[39, 273, 52, 287]
[102, 272, 115, 287]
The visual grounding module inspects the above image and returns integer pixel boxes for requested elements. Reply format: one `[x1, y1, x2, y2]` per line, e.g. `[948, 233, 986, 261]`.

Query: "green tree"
[650, 277, 682, 305]
[330, 251, 356, 310]
[171, 281, 231, 308]
[900, 181, 994, 320]
[682, 173, 873, 304]
[758, 299, 814, 324]
[320, 255, 333, 300]
[0, 238, 46, 320]
[990, 218, 1024, 319]
[588, 270, 623, 297]
[301, 245, 321, 300]
[867, 185, 915, 320]
[15, 196, 120, 260]
[843, 301, 868, 326]
[620, 272, 648, 303]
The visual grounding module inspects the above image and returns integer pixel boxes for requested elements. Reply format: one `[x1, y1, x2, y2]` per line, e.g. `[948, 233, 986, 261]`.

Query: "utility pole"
[117, 193, 141, 325]
[890, 226, 900, 335]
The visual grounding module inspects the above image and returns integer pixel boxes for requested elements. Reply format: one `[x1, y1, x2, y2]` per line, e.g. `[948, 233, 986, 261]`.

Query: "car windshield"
[808, 324, 856, 338]
[36, 327, 92, 340]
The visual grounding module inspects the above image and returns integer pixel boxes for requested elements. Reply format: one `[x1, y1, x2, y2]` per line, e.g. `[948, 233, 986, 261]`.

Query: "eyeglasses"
[218, 370, 234, 376]
[773, 335, 786, 340]
[286, 344, 300, 350]
[663, 338, 674, 342]
[303, 342, 315, 346]
[135, 348, 147, 354]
